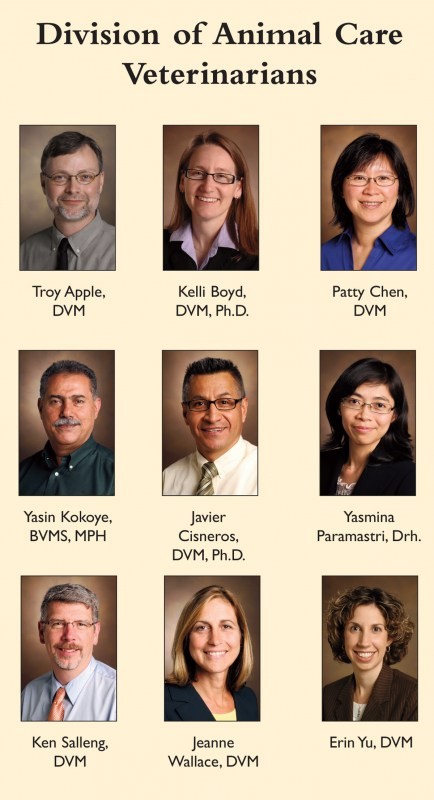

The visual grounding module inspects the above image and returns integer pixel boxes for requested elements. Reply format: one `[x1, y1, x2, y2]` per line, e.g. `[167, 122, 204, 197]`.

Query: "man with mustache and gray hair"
[21, 583, 116, 721]
[19, 360, 114, 495]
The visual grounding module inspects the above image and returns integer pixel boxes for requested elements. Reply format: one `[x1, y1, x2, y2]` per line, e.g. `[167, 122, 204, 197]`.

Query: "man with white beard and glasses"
[20, 131, 115, 270]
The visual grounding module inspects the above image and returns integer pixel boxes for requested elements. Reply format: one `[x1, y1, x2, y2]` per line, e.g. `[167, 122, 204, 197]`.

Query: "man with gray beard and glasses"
[20, 131, 115, 270]
[19, 360, 114, 495]
[21, 583, 116, 721]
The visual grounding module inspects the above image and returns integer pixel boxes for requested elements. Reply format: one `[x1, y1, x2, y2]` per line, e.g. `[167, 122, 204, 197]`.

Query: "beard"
[53, 646, 83, 671]
[47, 195, 99, 222]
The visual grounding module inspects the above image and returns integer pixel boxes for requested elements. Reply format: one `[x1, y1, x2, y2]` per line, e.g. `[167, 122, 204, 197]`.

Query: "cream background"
[2, 0, 432, 796]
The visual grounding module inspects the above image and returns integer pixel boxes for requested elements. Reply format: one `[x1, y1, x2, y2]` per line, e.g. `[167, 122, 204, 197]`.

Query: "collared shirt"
[19, 435, 114, 496]
[21, 657, 116, 721]
[20, 211, 115, 271]
[170, 220, 238, 270]
[162, 436, 257, 496]
[321, 223, 416, 271]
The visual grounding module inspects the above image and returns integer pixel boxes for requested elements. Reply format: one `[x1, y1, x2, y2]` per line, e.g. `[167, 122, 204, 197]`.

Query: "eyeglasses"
[42, 171, 102, 185]
[345, 174, 398, 187]
[43, 619, 96, 631]
[184, 397, 244, 412]
[183, 169, 239, 185]
[341, 397, 395, 415]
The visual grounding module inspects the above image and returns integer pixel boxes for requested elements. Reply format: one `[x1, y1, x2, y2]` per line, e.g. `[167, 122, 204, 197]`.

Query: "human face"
[189, 598, 242, 679]
[180, 144, 242, 227]
[344, 604, 392, 678]
[343, 157, 399, 232]
[340, 382, 396, 452]
[183, 372, 248, 460]
[38, 601, 100, 681]
[38, 372, 101, 457]
[41, 145, 104, 228]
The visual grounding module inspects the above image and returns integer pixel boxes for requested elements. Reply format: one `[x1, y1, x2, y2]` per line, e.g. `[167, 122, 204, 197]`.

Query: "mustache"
[56, 645, 82, 652]
[53, 417, 81, 427]
[58, 194, 87, 201]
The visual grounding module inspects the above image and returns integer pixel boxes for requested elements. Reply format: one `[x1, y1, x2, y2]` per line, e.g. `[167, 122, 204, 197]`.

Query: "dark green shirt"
[19, 436, 114, 496]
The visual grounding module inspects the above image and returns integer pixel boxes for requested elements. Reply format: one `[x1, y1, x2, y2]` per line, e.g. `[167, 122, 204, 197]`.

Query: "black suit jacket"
[163, 230, 258, 271]
[320, 448, 415, 496]
[323, 664, 417, 721]
[164, 683, 259, 721]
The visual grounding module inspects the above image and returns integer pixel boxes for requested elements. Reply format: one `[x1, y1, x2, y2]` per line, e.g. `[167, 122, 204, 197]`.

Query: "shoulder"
[241, 440, 258, 459]
[94, 442, 114, 463]
[365, 458, 415, 495]
[22, 671, 52, 695]
[21, 227, 52, 248]
[164, 453, 195, 475]
[390, 667, 417, 690]
[20, 449, 43, 468]
[233, 685, 259, 720]
[321, 232, 347, 269]
[320, 449, 344, 466]
[323, 673, 352, 699]
[94, 660, 116, 682]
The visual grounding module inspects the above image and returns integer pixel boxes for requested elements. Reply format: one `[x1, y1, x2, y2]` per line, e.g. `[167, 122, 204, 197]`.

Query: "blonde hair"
[167, 585, 254, 692]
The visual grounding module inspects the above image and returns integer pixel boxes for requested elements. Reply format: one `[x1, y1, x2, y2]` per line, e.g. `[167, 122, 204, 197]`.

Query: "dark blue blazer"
[164, 683, 259, 721]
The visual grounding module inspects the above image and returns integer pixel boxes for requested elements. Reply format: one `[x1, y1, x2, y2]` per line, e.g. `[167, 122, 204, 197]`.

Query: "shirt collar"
[51, 657, 97, 706]
[170, 220, 238, 269]
[195, 436, 245, 478]
[340, 223, 410, 256]
[51, 211, 104, 256]
[41, 435, 97, 469]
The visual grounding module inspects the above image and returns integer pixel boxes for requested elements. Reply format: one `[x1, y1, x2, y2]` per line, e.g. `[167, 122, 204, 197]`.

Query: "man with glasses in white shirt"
[163, 357, 257, 496]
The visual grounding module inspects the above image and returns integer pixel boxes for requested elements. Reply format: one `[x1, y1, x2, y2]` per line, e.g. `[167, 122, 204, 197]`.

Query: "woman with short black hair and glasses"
[321, 133, 416, 271]
[320, 357, 415, 495]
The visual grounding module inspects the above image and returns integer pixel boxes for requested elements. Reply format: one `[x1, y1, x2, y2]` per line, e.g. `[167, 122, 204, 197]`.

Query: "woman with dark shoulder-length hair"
[164, 131, 259, 271]
[321, 133, 416, 271]
[320, 357, 415, 496]
[165, 585, 259, 721]
[323, 586, 417, 721]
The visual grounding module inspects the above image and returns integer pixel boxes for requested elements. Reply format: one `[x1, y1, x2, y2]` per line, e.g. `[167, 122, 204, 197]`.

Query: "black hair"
[41, 131, 103, 173]
[40, 360, 98, 398]
[322, 357, 413, 462]
[182, 357, 245, 402]
[331, 133, 415, 230]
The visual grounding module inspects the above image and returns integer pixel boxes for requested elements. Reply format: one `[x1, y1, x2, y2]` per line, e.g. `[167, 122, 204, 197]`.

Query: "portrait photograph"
[322, 575, 417, 721]
[20, 124, 116, 270]
[321, 125, 416, 271]
[19, 350, 115, 496]
[162, 350, 258, 496]
[163, 124, 259, 271]
[164, 575, 260, 721]
[320, 350, 416, 496]
[21, 575, 117, 722]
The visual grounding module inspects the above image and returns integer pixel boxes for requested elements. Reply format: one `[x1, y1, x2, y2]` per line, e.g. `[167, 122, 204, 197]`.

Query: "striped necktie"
[47, 686, 66, 720]
[196, 462, 218, 495]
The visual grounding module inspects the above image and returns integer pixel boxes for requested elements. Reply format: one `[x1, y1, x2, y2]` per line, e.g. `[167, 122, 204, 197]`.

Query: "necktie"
[56, 237, 69, 270]
[48, 686, 66, 721]
[196, 462, 218, 495]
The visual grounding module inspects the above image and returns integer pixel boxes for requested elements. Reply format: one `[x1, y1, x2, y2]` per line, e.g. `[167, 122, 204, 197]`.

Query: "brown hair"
[167, 131, 258, 256]
[166, 585, 254, 692]
[326, 585, 414, 665]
